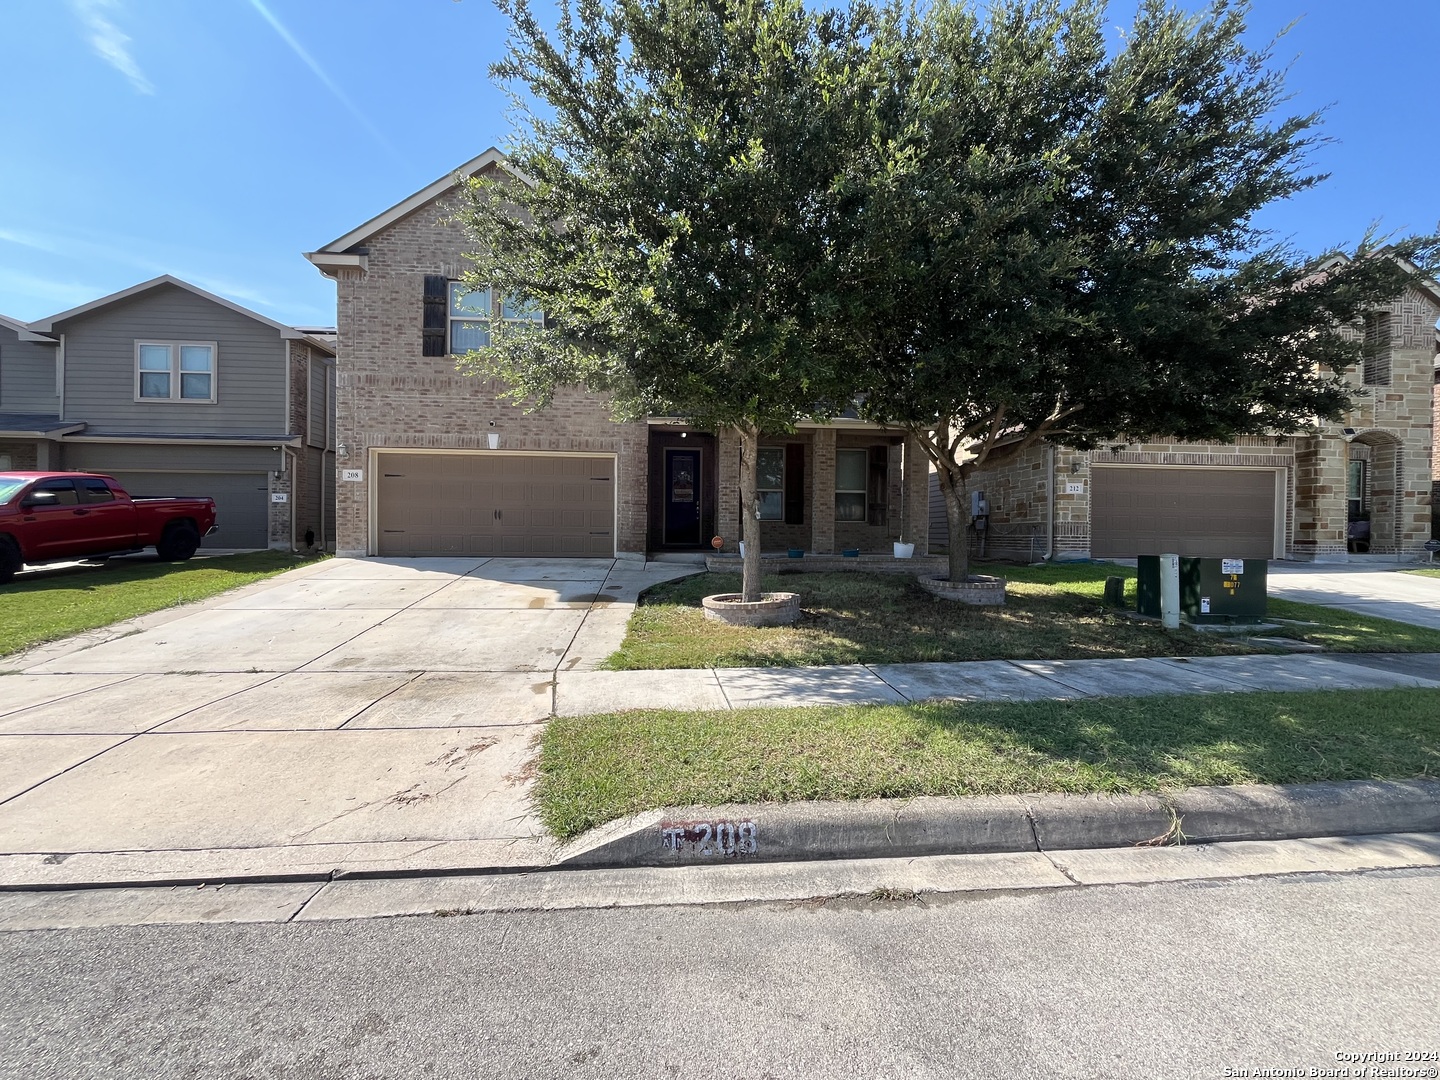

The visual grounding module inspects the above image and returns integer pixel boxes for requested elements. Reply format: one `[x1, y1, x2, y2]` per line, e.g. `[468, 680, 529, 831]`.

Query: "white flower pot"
[893, 541, 915, 559]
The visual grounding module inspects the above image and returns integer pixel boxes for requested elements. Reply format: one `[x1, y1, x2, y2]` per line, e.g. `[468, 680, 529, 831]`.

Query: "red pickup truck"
[0, 472, 219, 582]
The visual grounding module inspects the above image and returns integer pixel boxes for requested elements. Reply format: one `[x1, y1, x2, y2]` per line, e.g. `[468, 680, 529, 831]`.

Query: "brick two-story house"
[2, 276, 336, 550]
[950, 274, 1440, 562]
[305, 149, 931, 560]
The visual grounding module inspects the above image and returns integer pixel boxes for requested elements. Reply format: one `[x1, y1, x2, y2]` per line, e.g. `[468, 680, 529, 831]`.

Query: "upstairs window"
[449, 283, 492, 352]
[136, 341, 216, 402]
[1362, 312, 1391, 387]
[423, 276, 544, 356]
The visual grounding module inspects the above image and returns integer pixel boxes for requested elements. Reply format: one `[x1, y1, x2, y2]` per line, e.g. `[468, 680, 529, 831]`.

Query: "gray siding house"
[0, 314, 82, 469]
[4, 277, 336, 550]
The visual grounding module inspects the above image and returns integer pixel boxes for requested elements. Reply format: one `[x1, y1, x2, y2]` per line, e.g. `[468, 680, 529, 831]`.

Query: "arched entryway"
[1345, 430, 1403, 554]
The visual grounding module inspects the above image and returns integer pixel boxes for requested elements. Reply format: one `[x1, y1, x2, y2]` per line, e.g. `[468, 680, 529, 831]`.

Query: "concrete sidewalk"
[553, 651, 1440, 715]
[2, 556, 1438, 893]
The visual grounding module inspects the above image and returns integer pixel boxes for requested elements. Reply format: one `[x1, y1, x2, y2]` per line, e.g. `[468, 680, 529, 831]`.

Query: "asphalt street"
[3, 867, 1437, 1080]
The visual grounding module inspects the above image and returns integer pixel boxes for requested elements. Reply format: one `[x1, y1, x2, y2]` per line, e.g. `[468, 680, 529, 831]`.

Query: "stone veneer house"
[305, 149, 931, 560]
[2, 277, 336, 550]
[950, 270, 1440, 563]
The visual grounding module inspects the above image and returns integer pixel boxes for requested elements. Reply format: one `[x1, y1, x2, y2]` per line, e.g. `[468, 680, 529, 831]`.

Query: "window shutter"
[422, 275, 447, 356]
[784, 443, 805, 525]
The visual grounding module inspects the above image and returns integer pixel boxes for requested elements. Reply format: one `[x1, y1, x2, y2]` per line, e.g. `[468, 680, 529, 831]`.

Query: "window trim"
[134, 340, 218, 404]
[835, 448, 869, 522]
[756, 446, 786, 521]
[446, 282, 543, 355]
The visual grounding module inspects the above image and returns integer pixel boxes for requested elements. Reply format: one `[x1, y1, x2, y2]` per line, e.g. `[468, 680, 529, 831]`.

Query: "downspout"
[1045, 443, 1055, 561]
[284, 446, 298, 551]
[57, 333, 65, 418]
[320, 449, 327, 553]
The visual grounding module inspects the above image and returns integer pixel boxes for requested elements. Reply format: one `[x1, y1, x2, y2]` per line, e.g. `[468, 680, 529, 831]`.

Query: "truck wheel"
[0, 537, 20, 583]
[156, 523, 201, 562]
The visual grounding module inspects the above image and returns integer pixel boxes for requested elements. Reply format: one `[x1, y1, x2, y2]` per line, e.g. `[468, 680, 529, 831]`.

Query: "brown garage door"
[375, 453, 614, 557]
[1091, 466, 1279, 559]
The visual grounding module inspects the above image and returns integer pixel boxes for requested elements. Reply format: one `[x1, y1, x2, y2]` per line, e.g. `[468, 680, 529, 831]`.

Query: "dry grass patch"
[602, 564, 1440, 669]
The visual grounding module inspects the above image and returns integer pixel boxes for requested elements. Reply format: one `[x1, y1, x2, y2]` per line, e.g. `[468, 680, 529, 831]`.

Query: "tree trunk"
[737, 423, 763, 603]
[935, 461, 970, 583]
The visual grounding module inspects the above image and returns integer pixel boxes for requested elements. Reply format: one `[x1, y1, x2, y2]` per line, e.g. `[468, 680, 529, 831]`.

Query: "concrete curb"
[3, 780, 1437, 892]
[555, 779, 1440, 869]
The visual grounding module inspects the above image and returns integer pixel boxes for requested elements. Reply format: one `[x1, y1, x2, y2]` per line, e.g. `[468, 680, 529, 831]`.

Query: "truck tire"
[156, 522, 201, 562]
[0, 536, 20, 583]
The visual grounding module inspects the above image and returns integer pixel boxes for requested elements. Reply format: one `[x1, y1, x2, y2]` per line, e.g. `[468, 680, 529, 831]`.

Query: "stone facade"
[951, 285, 1438, 562]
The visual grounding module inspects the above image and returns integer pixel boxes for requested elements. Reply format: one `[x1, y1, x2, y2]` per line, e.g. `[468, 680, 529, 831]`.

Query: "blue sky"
[0, 0, 1436, 328]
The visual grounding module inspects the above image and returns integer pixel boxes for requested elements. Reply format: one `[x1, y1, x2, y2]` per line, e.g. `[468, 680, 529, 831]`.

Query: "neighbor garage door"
[375, 452, 615, 558]
[106, 471, 271, 549]
[1091, 466, 1280, 559]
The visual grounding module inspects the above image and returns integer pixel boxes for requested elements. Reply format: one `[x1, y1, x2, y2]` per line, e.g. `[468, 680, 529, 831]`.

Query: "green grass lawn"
[0, 552, 323, 658]
[602, 564, 1440, 669]
[1404, 568, 1440, 579]
[536, 687, 1440, 838]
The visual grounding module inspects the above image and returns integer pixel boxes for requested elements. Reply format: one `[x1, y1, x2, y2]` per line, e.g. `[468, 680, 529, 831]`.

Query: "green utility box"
[1136, 556, 1269, 624]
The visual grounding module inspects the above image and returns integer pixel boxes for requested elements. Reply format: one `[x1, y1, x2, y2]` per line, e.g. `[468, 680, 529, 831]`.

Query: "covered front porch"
[646, 421, 933, 557]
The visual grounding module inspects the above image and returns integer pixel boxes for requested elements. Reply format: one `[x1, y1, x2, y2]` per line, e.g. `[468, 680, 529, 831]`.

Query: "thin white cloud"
[0, 226, 283, 314]
[245, 0, 402, 159]
[67, 0, 154, 95]
[0, 268, 106, 317]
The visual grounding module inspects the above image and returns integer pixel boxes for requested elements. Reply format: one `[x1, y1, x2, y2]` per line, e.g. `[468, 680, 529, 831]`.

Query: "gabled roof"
[30, 275, 310, 339]
[1316, 250, 1440, 311]
[304, 147, 518, 271]
[0, 313, 57, 344]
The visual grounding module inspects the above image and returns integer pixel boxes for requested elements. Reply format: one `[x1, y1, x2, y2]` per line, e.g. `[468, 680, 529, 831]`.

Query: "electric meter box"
[1136, 556, 1268, 624]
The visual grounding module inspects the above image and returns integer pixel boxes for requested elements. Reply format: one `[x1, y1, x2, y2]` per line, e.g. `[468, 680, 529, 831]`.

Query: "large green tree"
[853, 0, 1437, 581]
[456, 0, 885, 601]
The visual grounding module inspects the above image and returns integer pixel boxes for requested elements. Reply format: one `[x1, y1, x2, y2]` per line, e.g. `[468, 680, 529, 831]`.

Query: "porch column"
[810, 428, 836, 554]
[903, 435, 931, 556]
[716, 426, 742, 553]
[35, 440, 51, 470]
[1293, 434, 1348, 561]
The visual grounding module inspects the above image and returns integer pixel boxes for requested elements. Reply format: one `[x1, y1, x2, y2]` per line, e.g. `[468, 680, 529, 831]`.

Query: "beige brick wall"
[714, 426, 911, 554]
[331, 183, 648, 556]
[833, 432, 904, 553]
[0, 440, 39, 471]
[964, 437, 1302, 560]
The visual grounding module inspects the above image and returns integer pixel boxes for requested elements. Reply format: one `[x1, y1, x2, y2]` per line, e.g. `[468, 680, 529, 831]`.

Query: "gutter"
[62, 435, 303, 447]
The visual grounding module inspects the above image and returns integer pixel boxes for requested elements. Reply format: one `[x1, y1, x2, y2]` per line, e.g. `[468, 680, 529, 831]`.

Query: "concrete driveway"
[1268, 563, 1440, 630]
[0, 556, 697, 887]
